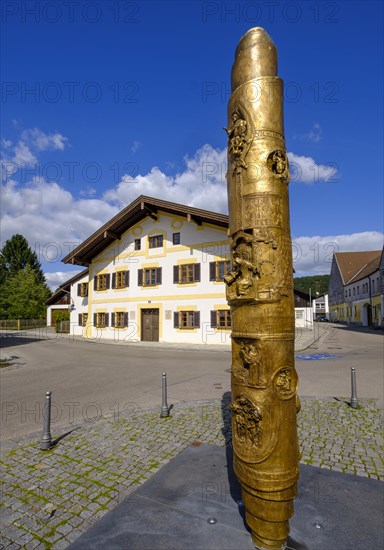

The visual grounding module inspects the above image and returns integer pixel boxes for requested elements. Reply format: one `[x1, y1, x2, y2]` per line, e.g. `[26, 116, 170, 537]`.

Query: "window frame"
[173, 263, 201, 284]
[172, 232, 180, 245]
[77, 282, 89, 297]
[78, 313, 88, 327]
[94, 312, 108, 328]
[209, 260, 231, 282]
[148, 234, 163, 249]
[111, 311, 128, 329]
[138, 267, 162, 287]
[134, 238, 141, 251]
[94, 273, 110, 291]
[174, 311, 200, 329]
[210, 309, 231, 329]
[112, 270, 129, 289]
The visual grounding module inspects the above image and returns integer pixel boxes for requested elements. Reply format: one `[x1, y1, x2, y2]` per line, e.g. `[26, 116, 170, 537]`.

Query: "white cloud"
[0, 177, 118, 257]
[1, 139, 12, 149]
[308, 123, 322, 143]
[21, 128, 68, 151]
[293, 123, 323, 143]
[130, 140, 141, 153]
[287, 152, 338, 184]
[292, 232, 384, 276]
[1, 127, 69, 180]
[45, 270, 84, 291]
[104, 144, 228, 213]
[12, 141, 38, 166]
[79, 186, 97, 198]
[1, 133, 381, 283]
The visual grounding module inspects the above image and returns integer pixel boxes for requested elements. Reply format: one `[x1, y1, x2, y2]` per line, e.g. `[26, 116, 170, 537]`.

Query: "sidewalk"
[1, 395, 383, 549]
[1, 325, 321, 354]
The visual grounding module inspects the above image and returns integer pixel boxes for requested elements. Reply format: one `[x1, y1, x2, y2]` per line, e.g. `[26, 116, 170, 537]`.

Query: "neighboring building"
[379, 248, 384, 325]
[293, 289, 312, 328]
[53, 195, 320, 344]
[46, 270, 88, 327]
[312, 293, 329, 320]
[328, 249, 383, 326]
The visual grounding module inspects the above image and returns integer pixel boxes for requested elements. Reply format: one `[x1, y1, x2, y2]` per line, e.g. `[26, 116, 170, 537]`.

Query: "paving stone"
[0, 397, 382, 547]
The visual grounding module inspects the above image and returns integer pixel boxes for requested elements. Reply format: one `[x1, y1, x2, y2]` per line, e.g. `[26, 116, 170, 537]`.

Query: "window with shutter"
[138, 269, 143, 286]
[217, 310, 231, 328]
[112, 273, 116, 289]
[177, 264, 201, 284]
[114, 312, 127, 328]
[176, 311, 200, 329]
[95, 312, 108, 328]
[77, 284, 81, 296]
[80, 283, 88, 297]
[96, 274, 109, 291]
[141, 268, 161, 286]
[173, 312, 179, 328]
[115, 271, 128, 289]
[210, 261, 231, 282]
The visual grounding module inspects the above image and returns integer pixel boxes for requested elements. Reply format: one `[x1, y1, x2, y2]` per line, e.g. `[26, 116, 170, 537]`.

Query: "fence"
[56, 321, 70, 334]
[0, 319, 47, 330]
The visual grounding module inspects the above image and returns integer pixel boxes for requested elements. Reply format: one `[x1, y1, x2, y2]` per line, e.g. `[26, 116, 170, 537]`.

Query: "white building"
[48, 196, 313, 344]
[312, 293, 329, 320]
[60, 196, 231, 345]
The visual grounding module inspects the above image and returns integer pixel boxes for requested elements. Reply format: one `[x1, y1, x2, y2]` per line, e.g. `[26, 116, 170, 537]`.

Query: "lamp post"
[309, 287, 312, 331]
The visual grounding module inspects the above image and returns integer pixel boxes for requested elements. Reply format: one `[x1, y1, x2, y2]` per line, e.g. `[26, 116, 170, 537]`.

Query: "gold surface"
[226, 27, 299, 550]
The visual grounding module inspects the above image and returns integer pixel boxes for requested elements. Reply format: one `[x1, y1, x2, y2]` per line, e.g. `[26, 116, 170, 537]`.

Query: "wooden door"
[141, 309, 159, 341]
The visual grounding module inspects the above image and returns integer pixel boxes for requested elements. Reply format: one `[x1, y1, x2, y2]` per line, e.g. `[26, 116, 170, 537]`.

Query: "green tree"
[0, 266, 51, 319]
[0, 234, 45, 284]
[294, 275, 330, 295]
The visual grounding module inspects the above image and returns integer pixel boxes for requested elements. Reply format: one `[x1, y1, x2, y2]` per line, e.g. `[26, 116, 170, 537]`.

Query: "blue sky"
[1, 0, 383, 288]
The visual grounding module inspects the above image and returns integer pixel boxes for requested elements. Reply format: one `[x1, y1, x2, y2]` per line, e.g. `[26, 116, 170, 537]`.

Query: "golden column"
[225, 28, 299, 550]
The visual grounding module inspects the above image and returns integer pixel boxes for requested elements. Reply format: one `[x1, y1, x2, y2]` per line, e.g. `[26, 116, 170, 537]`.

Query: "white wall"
[70, 213, 231, 344]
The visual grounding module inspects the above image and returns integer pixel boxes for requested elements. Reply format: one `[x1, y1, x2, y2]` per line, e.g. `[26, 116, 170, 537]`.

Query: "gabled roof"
[46, 269, 88, 305]
[348, 255, 381, 284]
[62, 195, 229, 266]
[334, 251, 381, 285]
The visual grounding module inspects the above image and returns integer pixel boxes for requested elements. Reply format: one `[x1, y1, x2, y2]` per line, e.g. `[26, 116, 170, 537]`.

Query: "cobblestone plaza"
[1, 396, 383, 549]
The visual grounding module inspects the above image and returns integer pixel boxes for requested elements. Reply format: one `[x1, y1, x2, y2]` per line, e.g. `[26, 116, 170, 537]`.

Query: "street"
[1, 324, 383, 441]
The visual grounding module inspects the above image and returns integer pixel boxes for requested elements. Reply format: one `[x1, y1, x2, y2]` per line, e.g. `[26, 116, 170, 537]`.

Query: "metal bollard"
[40, 391, 53, 450]
[160, 372, 170, 418]
[350, 367, 358, 409]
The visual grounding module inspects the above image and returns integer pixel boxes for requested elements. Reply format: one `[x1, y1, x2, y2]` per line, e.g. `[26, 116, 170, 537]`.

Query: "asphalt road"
[1, 325, 382, 441]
